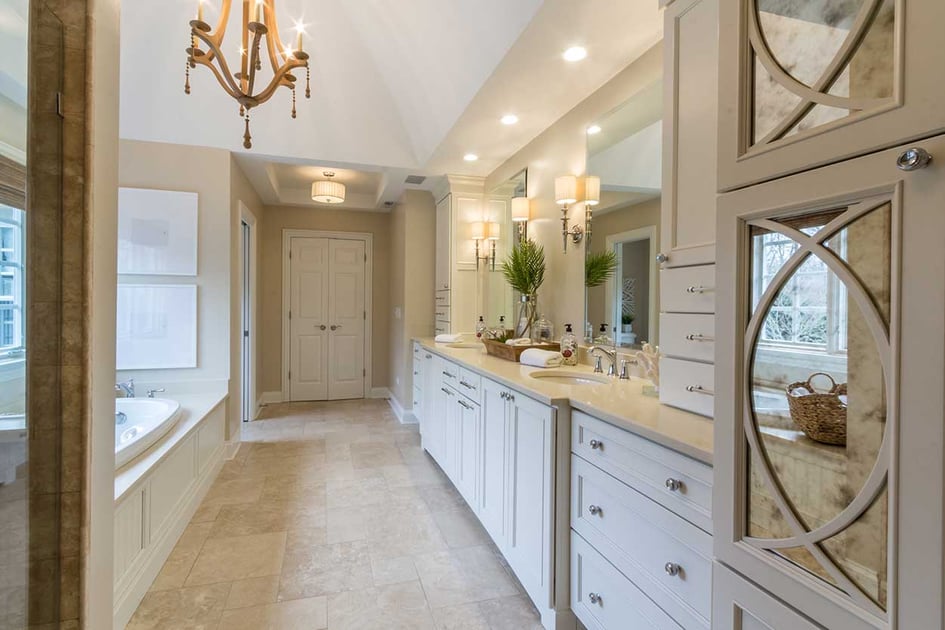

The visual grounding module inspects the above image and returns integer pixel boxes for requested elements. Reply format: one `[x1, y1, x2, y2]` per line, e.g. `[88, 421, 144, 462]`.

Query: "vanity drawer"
[572, 456, 712, 629]
[660, 313, 715, 363]
[660, 358, 715, 417]
[434, 305, 451, 323]
[572, 411, 712, 532]
[434, 321, 450, 335]
[571, 531, 682, 630]
[440, 360, 461, 385]
[661, 265, 716, 313]
[435, 290, 450, 307]
[457, 368, 482, 403]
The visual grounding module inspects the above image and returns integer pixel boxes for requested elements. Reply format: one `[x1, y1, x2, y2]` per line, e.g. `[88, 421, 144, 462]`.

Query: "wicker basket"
[482, 339, 560, 362]
[785, 372, 848, 446]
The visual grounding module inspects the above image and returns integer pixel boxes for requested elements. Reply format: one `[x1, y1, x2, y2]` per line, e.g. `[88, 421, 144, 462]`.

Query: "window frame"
[0, 204, 25, 360]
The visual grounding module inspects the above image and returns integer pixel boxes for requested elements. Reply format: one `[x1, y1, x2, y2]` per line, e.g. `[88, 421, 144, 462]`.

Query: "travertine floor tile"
[130, 399, 542, 629]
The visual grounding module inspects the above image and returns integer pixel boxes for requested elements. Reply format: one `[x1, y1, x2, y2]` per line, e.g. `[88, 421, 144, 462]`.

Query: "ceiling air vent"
[404, 175, 426, 185]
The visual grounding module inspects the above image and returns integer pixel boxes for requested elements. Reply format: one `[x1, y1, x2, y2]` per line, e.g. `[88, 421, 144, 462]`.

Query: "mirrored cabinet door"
[718, 0, 945, 191]
[715, 134, 945, 629]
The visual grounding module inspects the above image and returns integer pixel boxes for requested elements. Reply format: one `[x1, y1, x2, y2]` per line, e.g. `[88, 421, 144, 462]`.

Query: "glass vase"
[515, 294, 538, 338]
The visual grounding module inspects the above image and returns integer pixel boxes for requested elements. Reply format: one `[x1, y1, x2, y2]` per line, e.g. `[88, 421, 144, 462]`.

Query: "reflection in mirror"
[484, 169, 526, 327]
[744, 200, 891, 610]
[584, 81, 662, 347]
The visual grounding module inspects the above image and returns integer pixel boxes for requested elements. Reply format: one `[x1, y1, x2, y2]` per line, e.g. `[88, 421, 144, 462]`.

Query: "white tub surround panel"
[113, 392, 227, 629]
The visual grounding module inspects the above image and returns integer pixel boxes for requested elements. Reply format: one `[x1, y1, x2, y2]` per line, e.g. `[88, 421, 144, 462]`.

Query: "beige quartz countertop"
[417, 338, 714, 465]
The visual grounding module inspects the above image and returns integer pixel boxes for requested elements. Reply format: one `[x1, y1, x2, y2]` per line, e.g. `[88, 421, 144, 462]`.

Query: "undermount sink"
[445, 342, 483, 349]
[528, 370, 612, 386]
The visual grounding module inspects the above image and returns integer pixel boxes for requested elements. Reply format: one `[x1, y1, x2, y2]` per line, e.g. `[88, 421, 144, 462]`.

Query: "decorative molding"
[258, 391, 283, 406]
[386, 393, 418, 425]
[223, 441, 242, 460]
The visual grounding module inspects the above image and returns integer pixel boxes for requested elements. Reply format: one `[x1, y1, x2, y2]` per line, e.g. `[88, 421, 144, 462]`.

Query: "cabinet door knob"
[685, 333, 713, 342]
[330, 324, 342, 331]
[897, 147, 932, 171]
[589, 439, 603, 450]
[588, 505, 602, 516]
[655, 253, 668, 264]
[665, 478, 683, 492]
[319, 325, 327, 331]
[588, 592, 602, 605]
[664, 562, 681, 577]
[686, 285, 711, 294]
[686, 384, 714, 396]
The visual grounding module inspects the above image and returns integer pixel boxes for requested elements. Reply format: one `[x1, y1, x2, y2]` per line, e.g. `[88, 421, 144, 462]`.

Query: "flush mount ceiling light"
[311, 172, 346, 204]
[464, 153, 479, 162]
[501, 114, 519, 125]
[586, 124, 602, 135]
[186, 0, 311, 149]
[563, 46, 588, 62]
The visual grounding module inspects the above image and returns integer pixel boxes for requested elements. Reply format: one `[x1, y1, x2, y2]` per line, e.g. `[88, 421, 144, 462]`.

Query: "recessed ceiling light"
[464, 153, 479, 162]
[563, 46, 588, 62]
[586, 124, 602, 135]
[501, 114, 519, 125]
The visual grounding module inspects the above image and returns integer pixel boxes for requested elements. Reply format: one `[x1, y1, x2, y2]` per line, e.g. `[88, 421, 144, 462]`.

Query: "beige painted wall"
[117, 141, 233, 398]
[258, 205, 391, 395]
[229, 157, 263, 436]
[388, 190, 436, 410]
[485, 43, 663, 337]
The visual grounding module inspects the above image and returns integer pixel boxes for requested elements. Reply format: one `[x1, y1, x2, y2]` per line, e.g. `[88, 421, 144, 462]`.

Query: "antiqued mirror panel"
[743, 198, 892, 613]
[750, 0, 897, 147]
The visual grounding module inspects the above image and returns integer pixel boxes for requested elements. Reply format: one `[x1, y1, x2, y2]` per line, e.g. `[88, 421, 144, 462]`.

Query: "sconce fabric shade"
[555, 175, 577, 205]
[312, 180, 346, 204]
[584, 176, 600, 206]
[471, 221, 486, 241]
[487, 222, 501, 240]
[511, 197, 530, 223]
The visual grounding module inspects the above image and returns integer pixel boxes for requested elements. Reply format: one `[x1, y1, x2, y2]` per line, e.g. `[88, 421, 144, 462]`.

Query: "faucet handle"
[619, 360, 631, 380]
[593, 356, 603, 373]
[147, 388, 166, 399]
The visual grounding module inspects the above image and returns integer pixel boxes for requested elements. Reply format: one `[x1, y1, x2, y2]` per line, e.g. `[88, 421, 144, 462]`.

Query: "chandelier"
[186, 0, 310, 149]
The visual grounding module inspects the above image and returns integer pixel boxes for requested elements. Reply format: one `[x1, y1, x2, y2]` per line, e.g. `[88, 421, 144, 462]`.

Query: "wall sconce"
[511, 197, 530, 242]
[556, 174, 583, 252]
[473, 221, 500, 270]
[584, 175, 600, 241]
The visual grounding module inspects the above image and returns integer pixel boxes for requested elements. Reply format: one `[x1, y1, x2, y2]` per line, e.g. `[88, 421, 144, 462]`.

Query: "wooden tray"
[482, 339, 561, 362]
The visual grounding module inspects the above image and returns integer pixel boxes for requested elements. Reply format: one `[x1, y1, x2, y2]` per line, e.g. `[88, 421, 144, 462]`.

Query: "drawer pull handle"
[588, 592, 602, 605]
[665, 478, 683, 492]
[500, 391, 508, 400]
[442, 371, 456, 379]
[435, 312, 446, 317]
[686, 285, 713, 294]
[686, 385, 715, 396]
[413, 371, 419, 376]
[425, 354, 432, 359]
[460, 380, 474, 390]
[588, 505, 602, 516]
[664, 562, 681, 577]
[685, 334, 714, 342]
[440, 387, 453, 396]
[589, 439, 603, 450]
[458, 400, 474, 411]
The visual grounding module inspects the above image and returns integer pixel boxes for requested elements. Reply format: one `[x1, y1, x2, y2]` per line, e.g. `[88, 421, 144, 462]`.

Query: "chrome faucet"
[589, 346, 618, 377]
[115, 379, 135, 398]
[116, 411, 128, 425]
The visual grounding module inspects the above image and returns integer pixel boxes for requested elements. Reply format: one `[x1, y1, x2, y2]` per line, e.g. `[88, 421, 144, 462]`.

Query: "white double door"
[288, 237, 366, 401]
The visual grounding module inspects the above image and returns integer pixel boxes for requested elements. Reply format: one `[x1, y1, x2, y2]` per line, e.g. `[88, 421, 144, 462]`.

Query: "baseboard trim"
[258, 391, 283, 407]
[369, 387, 390, 399]
[387, 394, 418, 425]
[223, 441, 242, 460]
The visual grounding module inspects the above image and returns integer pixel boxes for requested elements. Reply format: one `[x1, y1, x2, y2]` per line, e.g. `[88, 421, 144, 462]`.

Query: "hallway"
[127, 399, 542, 629]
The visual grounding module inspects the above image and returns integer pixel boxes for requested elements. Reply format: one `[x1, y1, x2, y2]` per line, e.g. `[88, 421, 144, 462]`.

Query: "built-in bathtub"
[115, 398, 181, 469]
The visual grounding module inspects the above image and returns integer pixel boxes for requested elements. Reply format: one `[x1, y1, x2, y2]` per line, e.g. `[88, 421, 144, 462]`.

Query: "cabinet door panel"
[718, 0, 945, 190]
[713, 563, 823, 630]
[435, 195, 451, 290]
[505, 393, 554, 608]
[455, 399, 480, 507]
[479, 379, 508, 546]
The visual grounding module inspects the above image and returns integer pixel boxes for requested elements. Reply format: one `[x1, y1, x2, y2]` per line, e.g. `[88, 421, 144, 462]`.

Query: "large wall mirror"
[481, 169, 525, 326]
[584, 81, 662, 348]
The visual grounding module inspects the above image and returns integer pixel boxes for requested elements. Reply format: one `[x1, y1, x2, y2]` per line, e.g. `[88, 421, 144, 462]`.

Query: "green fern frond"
[501, 239, 546, 296]
[585, 250, 618, 288]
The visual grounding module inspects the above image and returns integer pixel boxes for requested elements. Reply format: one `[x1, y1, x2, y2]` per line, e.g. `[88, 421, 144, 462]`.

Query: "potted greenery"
[501, 239, 546, 338]
[585, 250, 618, 288]
[621, 313, 634, 334]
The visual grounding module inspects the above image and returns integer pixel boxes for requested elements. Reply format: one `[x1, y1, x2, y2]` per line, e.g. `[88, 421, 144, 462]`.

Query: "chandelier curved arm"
[191, 28, 245, 97]
[246, 26, 266, 97]
[250, 63, 304, 104]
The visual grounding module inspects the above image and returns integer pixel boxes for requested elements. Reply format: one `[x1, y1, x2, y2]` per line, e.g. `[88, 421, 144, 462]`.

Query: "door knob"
[588, 505, 602, 516]
[664, 562, 681, 577]
[331, 325, 342, 331]
[655, 253, 668, 264]
[897, 147, 932, 171]
[588, 592, 601, 605]
[319, 325, 326, 331]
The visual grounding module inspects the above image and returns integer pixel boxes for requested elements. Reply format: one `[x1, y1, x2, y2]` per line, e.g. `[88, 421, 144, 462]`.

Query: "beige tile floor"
[127, 399, 543, 630]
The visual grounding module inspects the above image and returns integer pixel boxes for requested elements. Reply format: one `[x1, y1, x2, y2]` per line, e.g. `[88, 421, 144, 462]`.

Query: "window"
[0, 204, 24, 357]
[752, 228, 847, 354]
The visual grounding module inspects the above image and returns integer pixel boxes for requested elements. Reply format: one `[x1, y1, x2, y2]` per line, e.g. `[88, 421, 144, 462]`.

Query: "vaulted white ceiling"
[119, 0, 663, 208]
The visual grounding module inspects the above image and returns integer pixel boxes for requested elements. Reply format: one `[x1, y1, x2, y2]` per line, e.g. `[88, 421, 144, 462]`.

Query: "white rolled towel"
[435, 333, 463, 343]
[520, 348, 563, 368]
[505, 338, 533, 346]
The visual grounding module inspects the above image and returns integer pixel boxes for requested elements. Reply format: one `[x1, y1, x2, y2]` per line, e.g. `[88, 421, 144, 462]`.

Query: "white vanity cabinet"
[570, 410, 713, 630]
[658, 0, 719, 419]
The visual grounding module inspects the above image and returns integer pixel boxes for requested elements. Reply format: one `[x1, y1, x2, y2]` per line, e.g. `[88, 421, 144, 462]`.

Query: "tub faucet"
[115, 379, 135, 398]
[115, 411, 128, 425]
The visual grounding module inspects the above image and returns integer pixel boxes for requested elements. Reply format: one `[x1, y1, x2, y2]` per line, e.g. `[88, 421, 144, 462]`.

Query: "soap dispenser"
[561, 324, 578, 366]
[476, 316, 487, 339]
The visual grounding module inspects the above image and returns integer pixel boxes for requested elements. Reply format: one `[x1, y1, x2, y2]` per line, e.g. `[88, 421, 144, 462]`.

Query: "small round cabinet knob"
[665, 562, 681, 577]
[897, 147, 932, 171]
[588, 505, 602, 516]
[665, 478, 683, 492]
[589, 439, 603, 450]
[656, 253, 669, 264]
[588, 592, 602, 605]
